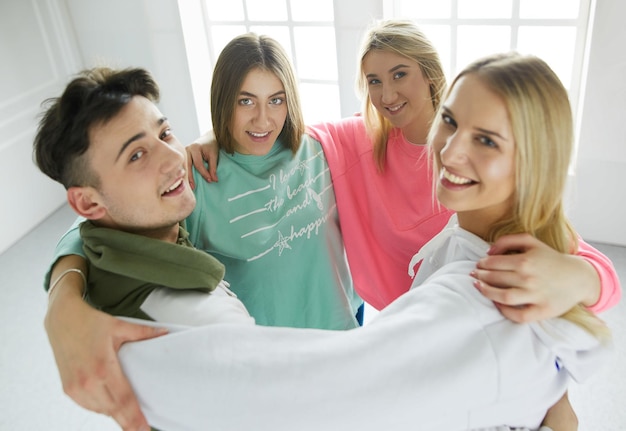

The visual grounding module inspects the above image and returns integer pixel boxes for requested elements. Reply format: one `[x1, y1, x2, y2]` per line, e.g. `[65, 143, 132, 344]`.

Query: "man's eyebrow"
[115, 116, 168, 162]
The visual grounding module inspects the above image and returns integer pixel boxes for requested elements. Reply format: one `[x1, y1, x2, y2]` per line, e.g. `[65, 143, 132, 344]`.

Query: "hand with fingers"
[46, 261, 167, 431]
[186, 130, 219, 189]
[470, 233, 602, 323]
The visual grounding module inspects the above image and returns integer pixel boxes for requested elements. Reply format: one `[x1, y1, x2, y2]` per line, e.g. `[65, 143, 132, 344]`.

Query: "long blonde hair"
[357, 20, 446, 171]
[432, 52, 609, 339]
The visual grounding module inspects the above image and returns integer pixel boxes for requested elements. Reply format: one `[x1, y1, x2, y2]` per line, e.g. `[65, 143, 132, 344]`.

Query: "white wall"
[0, 0, 198, 254]
[63, 0, 198, 145]
[569, 0, 626, 246]
[0, 0, 81, 255]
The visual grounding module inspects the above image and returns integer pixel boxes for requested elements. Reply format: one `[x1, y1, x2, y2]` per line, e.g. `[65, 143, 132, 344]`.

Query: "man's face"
[86, 96, 196, 238]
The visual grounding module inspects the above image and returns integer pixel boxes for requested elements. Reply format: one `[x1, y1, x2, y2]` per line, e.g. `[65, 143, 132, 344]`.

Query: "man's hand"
[45, 256, 167, 431]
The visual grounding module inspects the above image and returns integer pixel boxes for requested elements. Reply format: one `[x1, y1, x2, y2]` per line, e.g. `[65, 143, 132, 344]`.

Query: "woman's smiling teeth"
[441, 167, 474, 185]
[386, 103, 405, 113]
[248, 131, 270, 138]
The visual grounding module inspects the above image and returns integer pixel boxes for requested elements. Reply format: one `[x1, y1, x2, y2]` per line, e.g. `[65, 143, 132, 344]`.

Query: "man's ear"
[67, 187, 107, 220]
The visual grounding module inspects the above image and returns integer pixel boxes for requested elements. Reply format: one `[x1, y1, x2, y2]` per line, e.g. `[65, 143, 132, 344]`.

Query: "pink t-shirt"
[308, 116, 621, 312]
[308, 117, 452, 310]
[577, 238, 621, 313]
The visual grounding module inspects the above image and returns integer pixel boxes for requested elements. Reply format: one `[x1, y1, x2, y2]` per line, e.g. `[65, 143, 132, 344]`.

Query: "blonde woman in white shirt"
[114, 52, 611, 431]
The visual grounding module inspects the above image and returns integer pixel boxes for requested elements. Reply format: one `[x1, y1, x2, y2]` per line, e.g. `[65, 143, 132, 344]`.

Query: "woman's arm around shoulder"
[185, 130, 219, 188]
[470, 233, 621, 322]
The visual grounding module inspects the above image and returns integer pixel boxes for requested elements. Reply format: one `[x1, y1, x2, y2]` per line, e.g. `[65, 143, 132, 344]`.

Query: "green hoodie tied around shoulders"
[80, 221, 225, 320]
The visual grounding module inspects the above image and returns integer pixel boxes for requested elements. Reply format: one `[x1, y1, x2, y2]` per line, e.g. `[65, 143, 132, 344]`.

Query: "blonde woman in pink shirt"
[191, 21, 620, 320]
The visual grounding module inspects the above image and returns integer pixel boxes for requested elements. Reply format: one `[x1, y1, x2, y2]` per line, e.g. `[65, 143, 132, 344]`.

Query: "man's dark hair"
[33, 67, 160, 189]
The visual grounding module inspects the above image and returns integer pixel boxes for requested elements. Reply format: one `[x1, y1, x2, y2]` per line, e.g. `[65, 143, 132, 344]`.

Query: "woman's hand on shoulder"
[186, 130, 219, 188]
[470, 233, 599, 323]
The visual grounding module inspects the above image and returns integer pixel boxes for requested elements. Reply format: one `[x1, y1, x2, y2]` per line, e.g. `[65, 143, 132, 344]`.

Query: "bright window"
[180, 0, 340, 131]
[384, 0, 592, 117]
[181, 0, 592, 134]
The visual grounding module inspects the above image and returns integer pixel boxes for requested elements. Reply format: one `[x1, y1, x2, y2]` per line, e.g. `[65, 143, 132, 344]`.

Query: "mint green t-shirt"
[187, 136, 360, 329]
[49, 136, 361, 330]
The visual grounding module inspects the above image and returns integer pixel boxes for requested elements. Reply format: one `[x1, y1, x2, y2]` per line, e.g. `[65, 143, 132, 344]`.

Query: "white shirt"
[118, 216, 609, 431]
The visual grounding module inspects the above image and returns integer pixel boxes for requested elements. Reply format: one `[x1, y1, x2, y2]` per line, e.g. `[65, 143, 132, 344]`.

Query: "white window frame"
[382, 0, 593, 135]
[179, 0, 345, 130]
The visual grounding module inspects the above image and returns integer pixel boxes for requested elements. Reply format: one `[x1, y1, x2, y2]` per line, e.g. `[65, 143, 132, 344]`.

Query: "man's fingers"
[106, 375, 150, 431]
[112, 319, 167, 349]
[63, 375, 114, 414]
[96, 320, 166, 428]
[59, 350, 149, 430]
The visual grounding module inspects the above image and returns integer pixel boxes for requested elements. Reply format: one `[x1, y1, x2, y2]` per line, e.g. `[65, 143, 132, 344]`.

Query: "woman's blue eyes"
[478, 136, 497, 148]
[368, 72, 406, 86]
[441, 114, 498, 148]
[442, 114, 456, 127]
[238, 98, 285, 105]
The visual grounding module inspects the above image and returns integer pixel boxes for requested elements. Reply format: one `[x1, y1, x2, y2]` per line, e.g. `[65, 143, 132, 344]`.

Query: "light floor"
[1, 204, 625, 430]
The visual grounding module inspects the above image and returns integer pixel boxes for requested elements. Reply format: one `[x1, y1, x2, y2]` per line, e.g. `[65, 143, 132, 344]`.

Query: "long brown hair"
[211, 33, 305, 154]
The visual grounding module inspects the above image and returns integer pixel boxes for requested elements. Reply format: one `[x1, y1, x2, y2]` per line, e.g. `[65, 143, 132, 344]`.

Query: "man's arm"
[45, 254, 166, 431]
[117, 266, 599, 430]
